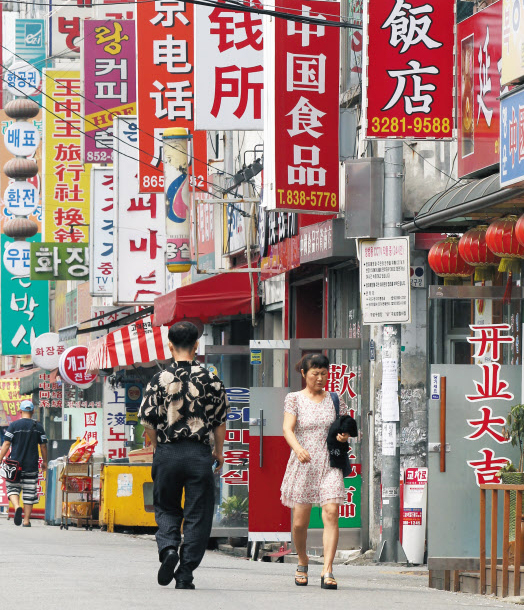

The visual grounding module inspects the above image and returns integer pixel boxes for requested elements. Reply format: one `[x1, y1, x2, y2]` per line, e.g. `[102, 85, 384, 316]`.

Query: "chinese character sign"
[113, 116, 166, 304]
[364, 0, 454, 139]
[83, 19, 137, 163]
[500, 87, 524, 187]
[15, 19, 45, 104]
[136, 0, 207, 193]
[194, 0, 263, 130]
[458, 2, 503, 179]
[90, 168, 115, 295]
[29, 242, 89, 281]
[43, 70, 91, 243]
[266, 0, 340, 213]
[1, 235, 50, 356]
[465, 324, 513, 486]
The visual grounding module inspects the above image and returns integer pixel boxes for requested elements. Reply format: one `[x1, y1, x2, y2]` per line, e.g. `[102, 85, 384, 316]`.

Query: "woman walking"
[281, 353, 351, 590]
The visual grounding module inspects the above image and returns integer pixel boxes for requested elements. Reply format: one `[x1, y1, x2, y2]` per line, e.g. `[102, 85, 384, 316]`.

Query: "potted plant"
[499, 404, 524, 544]
[220, 495, 248, 547]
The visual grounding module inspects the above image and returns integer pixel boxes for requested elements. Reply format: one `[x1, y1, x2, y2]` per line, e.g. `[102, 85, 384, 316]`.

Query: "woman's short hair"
[168, 321, 199, 349]
[295, 353, 330, 374]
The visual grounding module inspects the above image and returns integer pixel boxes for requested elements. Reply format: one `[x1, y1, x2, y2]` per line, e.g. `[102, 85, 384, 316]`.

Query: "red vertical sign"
[364, 0, 454, 140]
[136, 0, 207, 193]
[273, 0, 340, 214]
[457, 1, 504, 179]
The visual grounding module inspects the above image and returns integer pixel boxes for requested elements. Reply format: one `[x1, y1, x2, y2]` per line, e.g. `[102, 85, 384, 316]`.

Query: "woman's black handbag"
[1, 421, 37, 483]
[329, 392, 355, 478]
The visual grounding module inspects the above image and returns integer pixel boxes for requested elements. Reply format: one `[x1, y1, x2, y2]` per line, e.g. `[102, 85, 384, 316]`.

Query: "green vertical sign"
[309, 475, 362, 529]
[1, 235, 50, 355]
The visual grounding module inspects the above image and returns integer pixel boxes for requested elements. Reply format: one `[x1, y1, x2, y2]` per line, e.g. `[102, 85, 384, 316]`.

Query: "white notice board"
[359, 236, 411, 325]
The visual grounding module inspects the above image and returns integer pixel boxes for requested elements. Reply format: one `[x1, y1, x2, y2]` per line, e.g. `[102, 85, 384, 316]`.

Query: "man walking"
[0, 400, 48, 526]
[138, 321, 228, 589]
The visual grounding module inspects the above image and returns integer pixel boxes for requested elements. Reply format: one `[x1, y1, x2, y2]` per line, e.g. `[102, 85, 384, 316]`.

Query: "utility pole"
[379, 139, 404, 563]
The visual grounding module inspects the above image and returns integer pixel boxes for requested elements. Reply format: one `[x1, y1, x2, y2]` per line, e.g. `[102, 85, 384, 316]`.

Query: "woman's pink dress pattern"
[280, 391, 348, 508]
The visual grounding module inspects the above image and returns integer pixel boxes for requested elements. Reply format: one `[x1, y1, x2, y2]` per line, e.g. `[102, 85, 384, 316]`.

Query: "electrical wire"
[403, 141, 460, 183]
[1, 0, 362, 28]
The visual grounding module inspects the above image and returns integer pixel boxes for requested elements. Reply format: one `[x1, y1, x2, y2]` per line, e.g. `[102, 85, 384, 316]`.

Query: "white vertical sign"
[90, 167, 115, 296]
[113, 116, 166, 304]
[194, 2, 264, 130]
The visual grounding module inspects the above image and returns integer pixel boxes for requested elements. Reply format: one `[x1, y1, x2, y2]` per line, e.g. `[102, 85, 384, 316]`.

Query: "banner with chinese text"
[136, 0, 207, 193]
[1, 235, 50, 356]
[500, 87, 524, 187]
[90, 167, 114, 296]
[264, 0, 340, 213]
[83, 19, 136, 163]
[363, 0, 454, 140]
[114, 116, 166, 304]
[457, 1, 503, 179]
[43, 70, 91, 243]
[194, 1, 263, 130]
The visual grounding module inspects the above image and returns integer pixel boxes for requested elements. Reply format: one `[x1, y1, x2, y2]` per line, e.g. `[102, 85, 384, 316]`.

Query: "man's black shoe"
[157, 549, 179, 586]
[175, 581, 195, 590]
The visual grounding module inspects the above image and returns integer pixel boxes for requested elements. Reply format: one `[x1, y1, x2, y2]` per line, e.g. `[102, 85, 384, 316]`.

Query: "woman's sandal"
[321, 572, 338, 590]
[295, 565, 308, 586]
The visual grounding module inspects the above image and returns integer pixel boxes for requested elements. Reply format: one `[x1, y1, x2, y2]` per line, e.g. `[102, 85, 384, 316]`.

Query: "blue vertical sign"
[15, 19, 45, 103]
[501, 88, 524, 188]
[1, 235, 50, 355]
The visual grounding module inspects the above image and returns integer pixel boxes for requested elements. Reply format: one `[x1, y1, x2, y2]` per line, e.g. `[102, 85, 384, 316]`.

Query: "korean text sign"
[364, 0, 454, 140]
[15, 19, 45, 104]
[43, 70, 91, 243]
[194, 0, 263, 130]
[113, 116, 166, 304]
[359, 236, 411, 324]
[457, 2, 503, 180]
[500, 88, 524, 187]
[83, 19, 137, 163]
[269, 0, 340, 213]
[90, 168, 115, 296]
[136, 0, 207, 193]
[501, 0, 524, 85]
[1, 235, 49, 356]
[29, 242, 89, 281]
[0, 379, 30, 425]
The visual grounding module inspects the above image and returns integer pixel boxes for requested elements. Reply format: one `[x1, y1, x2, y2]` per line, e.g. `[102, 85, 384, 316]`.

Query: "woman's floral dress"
[280, 391, 348, 508]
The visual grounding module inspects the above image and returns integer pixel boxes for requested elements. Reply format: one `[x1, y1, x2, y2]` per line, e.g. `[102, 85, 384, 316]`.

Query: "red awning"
[153, 273, 259, 327]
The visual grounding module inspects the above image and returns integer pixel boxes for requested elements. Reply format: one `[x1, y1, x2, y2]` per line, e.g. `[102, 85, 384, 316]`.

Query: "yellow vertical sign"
[43, 70, 90, 242]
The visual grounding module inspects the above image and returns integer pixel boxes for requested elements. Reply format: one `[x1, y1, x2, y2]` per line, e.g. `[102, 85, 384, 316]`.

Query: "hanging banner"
[501, 0, 524, 85]
[347, 0, 363, 91]
[0, 379, 31, 425]
[1, 235, 50, 356]
[500, 87, 524, 188]
[194, 1, 263, 130]
[114, 116, 166, 305]
[457, 1, 503, 179]
[29, 242, 89, 281]
[0, 110, 42, 232]
[48, 0, 134, 58]
[15, 19, 45, 103]
[363, 0, 455, 140]
[90, 167, 114, 296]
[43, 69, 91, 243]
[136, 0, 207, 193]
[264, 0, 340, 213]
[82, 19, 136, 164]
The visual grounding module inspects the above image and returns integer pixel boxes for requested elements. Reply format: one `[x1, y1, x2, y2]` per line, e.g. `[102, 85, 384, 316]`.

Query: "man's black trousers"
[152, 439, 215, 582]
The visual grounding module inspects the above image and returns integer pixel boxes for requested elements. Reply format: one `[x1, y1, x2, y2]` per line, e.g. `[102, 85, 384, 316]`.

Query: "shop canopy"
[401, 173, 524, 232]
[86, 315, 171, 371]
[153, 272, 259, 327]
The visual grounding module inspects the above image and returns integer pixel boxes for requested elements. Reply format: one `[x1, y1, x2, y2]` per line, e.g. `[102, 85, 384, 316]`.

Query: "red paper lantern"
[485, 215, 524, 303]
[458, 225, 500, 281]
[514, 214, 524, 249]
[428, 236, 474, 285]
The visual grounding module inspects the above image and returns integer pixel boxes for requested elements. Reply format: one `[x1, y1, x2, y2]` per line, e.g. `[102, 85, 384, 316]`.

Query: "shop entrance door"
[249, 338, 363, 548]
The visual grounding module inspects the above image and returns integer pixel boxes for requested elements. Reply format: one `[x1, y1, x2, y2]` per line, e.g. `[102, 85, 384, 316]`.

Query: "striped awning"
[86, 315, 171, 371]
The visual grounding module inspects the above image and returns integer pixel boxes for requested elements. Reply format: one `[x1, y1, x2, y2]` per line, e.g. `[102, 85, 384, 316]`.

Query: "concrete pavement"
[0, 516, 517, 609]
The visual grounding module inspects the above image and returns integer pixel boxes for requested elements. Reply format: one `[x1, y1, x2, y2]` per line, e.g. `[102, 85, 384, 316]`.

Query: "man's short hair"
[168, 321, 199, 349]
